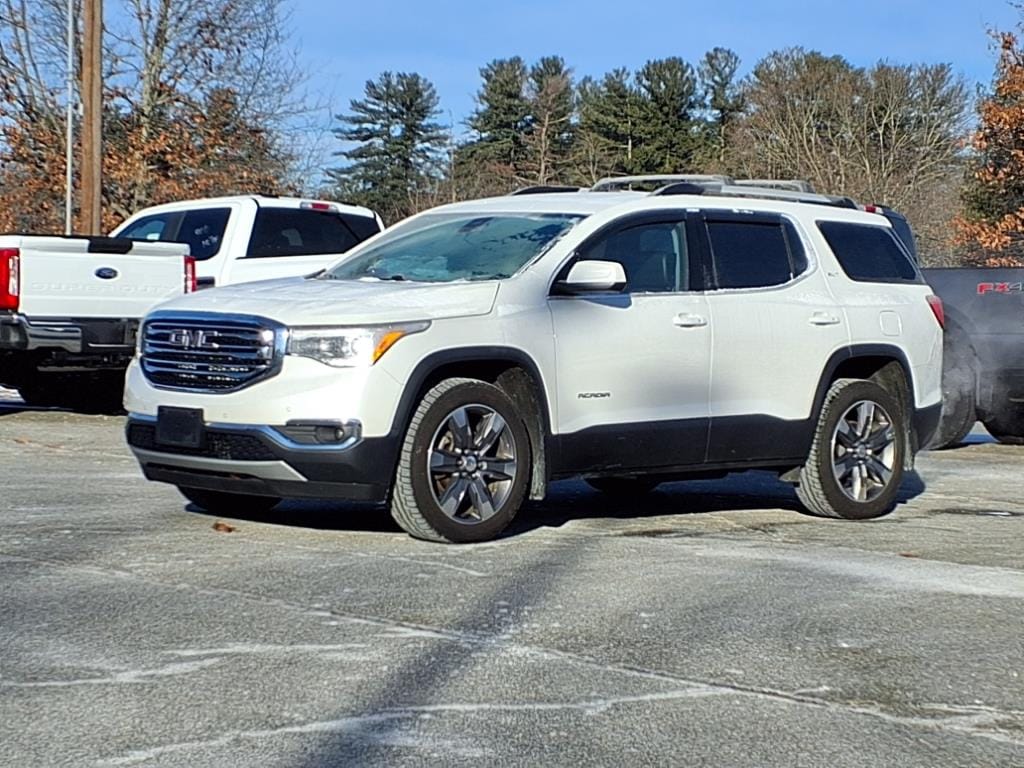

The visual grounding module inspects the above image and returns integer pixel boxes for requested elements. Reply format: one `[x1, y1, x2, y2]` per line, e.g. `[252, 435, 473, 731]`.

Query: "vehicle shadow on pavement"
[181, 470, 927, 539]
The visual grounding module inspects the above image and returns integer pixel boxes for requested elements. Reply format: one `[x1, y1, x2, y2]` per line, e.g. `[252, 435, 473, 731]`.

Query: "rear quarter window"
[817, 221, 922, 284]
[247, 209, 369, 259]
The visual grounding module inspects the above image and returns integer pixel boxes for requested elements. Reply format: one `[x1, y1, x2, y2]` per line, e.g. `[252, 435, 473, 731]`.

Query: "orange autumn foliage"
[0, 89, 289, 235]
[954, 33, 1024, 266]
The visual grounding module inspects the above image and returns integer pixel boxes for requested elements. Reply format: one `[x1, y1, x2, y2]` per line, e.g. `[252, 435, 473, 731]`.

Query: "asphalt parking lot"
[1, 390, 1022, 767]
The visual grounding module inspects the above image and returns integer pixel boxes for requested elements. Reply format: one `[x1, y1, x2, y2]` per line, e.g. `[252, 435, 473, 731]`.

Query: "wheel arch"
[389, 347, 553, 500]
[812, 344, 919, 461]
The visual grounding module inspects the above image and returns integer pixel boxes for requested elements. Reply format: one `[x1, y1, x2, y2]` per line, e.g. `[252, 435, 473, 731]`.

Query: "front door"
[548, 213, 712, 473]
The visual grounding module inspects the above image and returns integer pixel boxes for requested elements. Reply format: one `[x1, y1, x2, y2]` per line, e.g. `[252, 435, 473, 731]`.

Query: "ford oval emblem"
[95, 267, 118, 280]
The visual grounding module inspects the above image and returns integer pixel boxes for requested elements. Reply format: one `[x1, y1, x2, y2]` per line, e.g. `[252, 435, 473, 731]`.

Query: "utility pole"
[80, 0, 102, 234]
[63, 0, 75, 235]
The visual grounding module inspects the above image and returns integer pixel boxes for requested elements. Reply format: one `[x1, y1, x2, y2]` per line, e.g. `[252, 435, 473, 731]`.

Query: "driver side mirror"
[555, 260, 627, 294]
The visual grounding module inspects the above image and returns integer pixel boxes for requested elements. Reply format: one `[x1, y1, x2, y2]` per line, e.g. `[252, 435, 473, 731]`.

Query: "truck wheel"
[982, 407, 1024, 445]
[178, 487, 281, 514]
[926, 379, 976, 450]
[66, 372, 126, 414]
[586, 477, 660, 496]
[17, 378, 66, 408]
[927, 327, 977, 450]
[390, 378, 530, 543]
[797, 378, 906, 520]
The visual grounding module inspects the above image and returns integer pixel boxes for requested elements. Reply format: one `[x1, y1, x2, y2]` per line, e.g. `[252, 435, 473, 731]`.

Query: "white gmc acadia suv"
[124, 179, 945, 543]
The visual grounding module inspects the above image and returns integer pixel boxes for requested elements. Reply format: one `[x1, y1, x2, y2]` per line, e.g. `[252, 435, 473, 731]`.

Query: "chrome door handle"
[674, 313, 708, 328]
[809, 312, 841, 326]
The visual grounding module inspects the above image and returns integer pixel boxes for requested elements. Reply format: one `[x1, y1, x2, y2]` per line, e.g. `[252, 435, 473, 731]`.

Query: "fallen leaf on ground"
[212, 521, 237, 533]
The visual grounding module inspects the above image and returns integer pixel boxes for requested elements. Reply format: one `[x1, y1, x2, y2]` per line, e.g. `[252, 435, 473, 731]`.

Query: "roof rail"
[736, 179, 816, 193]
[653, 182, 858, 209]
[509, 185, 583, 196]
[591, 174, 734, 192]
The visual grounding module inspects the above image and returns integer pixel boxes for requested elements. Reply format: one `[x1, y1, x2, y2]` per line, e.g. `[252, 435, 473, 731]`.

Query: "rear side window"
[818, 222, 921, 283]
[247, 209, 363, 258]
[119, 207, 231, 261]
[705, 219, 806, 290]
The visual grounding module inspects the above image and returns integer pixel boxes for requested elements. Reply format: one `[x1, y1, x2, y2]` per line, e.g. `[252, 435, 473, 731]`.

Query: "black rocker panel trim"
[553, 417, 710, 476]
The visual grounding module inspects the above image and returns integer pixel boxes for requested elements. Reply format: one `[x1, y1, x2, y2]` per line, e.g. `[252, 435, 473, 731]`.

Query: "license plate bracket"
[156, 407, 204, 449]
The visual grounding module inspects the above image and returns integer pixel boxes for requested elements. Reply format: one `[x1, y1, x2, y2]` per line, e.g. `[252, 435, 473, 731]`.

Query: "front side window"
[578, 220, 687, 293]
[819, 221, 922, 283]
[706, 218, 804, 290]
[118, 207, 231, 261]
[323, 213, 582, 283]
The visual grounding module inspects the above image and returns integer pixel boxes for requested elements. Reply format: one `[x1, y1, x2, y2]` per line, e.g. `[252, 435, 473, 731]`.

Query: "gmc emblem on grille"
[167, 329, 222, 350]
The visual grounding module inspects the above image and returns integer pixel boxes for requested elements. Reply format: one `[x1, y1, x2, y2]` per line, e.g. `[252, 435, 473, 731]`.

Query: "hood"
[151, 276, 500, 326]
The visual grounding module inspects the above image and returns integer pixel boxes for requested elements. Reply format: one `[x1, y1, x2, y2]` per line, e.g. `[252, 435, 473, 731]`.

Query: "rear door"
[698, 211, 849, 464]
[223, 207, 379, 285]
[548, 211, 712, 473]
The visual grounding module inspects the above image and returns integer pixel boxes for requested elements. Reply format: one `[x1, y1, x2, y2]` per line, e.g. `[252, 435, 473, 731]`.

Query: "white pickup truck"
[1, 196, 383, 410]
[111, 195, 384, 289]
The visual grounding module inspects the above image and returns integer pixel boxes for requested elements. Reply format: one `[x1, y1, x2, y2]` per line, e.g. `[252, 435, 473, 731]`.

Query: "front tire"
[390, 378, 531, 543]
[178, 487, 281, 514]
[797, 378, 906, 520]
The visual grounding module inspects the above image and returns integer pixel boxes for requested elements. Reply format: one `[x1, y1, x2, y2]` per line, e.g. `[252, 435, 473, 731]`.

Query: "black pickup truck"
[921, 267, 1024, 447]
[866, 206, 1023, 447]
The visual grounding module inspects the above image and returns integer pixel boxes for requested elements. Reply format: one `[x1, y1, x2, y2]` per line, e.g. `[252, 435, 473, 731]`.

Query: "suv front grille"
[141, 314, 284, 392]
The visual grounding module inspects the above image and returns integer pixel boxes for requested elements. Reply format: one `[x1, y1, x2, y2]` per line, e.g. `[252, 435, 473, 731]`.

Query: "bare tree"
[732, 48, 970, 263]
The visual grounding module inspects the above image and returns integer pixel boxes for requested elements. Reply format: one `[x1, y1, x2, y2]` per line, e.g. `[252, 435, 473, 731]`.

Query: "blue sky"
[292, 0, 1020, 133]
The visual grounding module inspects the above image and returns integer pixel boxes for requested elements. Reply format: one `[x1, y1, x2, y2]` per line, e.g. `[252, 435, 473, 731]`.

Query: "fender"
[811, 344, 916, 420]
[385, 346, 555, 495]
[810, 344, 928, 462]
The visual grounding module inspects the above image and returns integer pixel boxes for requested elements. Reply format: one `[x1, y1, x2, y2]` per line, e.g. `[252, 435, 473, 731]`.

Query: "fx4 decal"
[978, 282, 1024, 295]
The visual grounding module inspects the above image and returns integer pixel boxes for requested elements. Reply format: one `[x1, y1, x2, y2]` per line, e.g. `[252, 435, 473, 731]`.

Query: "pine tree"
[634, 57, 701, 172]
[574, 68, 644, 179]
[459, 58, 530, 193]
[698, 48, 744, 167]
[331, 72, 447, 223]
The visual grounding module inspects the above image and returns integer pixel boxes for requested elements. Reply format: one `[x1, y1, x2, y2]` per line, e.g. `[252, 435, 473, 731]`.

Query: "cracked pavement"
[1, 396, 1022, 767]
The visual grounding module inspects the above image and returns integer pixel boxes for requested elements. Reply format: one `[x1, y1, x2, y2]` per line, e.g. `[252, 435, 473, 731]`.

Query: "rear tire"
[927, 328, 977, 450]
[390, 378, 531, 543]
[586, 477, 661, 496]
[797, 378, 906, 520]
[982, 407, 1024, 445]
[178, 487, 281, 514]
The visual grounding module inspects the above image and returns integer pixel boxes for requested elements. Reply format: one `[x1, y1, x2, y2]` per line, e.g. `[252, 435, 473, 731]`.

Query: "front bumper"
[126, 414, 399, 503]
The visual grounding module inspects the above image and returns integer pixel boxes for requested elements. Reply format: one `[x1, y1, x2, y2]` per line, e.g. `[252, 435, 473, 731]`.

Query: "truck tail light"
[926, 294, 945, 329]
[0, 248, 20, 311]
[184, 256, 197, 293]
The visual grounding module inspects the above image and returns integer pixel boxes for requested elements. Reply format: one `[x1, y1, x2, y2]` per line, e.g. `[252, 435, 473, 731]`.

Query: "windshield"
[321, 212, 583, 283]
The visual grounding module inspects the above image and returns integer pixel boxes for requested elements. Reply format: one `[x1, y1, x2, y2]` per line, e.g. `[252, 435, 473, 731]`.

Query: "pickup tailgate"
[10, 236, 189, 318]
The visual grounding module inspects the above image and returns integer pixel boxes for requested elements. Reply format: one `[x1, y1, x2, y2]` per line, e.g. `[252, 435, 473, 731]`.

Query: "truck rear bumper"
[0, 314, 83, 352]
[0, 313, 137, 354]
[125, 414, 398, 503]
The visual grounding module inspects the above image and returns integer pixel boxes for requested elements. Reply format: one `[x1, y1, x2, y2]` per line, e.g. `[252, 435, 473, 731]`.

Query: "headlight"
[286, 322, 429, 367]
